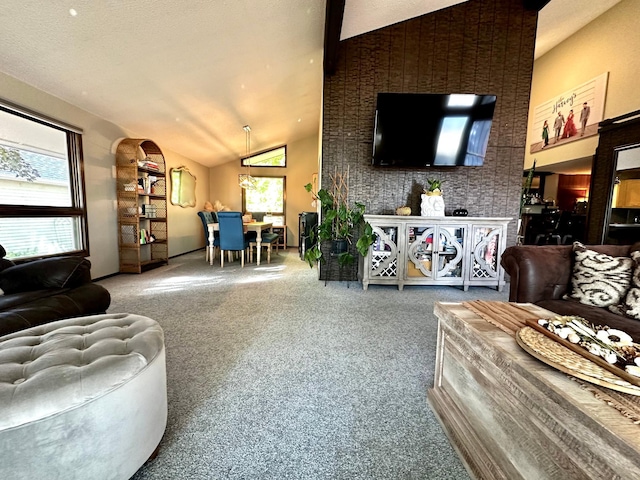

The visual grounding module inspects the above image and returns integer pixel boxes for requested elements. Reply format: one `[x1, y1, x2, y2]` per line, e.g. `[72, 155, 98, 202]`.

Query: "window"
[241, 146, 286, 167]
[0, 103, 88, 260]
[242, 176, 285, 224]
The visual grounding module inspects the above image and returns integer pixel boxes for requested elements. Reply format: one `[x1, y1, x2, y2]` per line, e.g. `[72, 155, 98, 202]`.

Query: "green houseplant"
[303, 183, 374, 268]
[424, 178, 444, 196]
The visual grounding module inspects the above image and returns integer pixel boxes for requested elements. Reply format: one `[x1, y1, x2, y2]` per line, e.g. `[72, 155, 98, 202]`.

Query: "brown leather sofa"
[501, 243, 640, 338]
[0, 245, 111, 337]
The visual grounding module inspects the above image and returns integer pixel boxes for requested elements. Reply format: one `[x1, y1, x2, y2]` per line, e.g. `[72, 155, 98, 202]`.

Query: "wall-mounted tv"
[372, 93, 497, 167]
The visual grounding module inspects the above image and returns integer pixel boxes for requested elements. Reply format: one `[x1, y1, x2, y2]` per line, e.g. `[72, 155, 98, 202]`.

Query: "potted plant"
[303, 183, 374, 268]
[424, 178, 444, 196]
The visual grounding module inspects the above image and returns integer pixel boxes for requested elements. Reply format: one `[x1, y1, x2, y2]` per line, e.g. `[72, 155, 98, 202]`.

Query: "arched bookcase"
[115, 138, 168, 273]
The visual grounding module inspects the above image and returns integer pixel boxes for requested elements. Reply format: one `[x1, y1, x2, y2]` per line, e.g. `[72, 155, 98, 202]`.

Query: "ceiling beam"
[523, 0, 551, 11]
[323, 0, 346, 75]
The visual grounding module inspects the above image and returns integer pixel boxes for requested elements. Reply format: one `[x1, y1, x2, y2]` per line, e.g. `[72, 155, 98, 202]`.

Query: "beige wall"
[0, 72, 209, 278]
[165, 153, 210, 257]
[525, 0, 640, 170]
[208, 134, 319, 247]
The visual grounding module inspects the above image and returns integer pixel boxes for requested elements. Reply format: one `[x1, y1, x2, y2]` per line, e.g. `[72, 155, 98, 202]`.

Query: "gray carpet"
[98, 249, 508, 479]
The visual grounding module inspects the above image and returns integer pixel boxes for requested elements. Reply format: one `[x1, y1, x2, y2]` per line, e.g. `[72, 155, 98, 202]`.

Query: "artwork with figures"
[529, 72, 608, 154]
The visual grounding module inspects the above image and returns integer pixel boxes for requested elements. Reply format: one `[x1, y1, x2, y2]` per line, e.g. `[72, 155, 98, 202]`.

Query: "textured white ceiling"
[341, 0, 466, 40]
[0, 0, 623, 167]
[0, 1, 326, 166]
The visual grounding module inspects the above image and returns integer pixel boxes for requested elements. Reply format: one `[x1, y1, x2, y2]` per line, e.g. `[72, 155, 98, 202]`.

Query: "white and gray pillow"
[610, 251, 640, 320]
[565, 242, 633, 308]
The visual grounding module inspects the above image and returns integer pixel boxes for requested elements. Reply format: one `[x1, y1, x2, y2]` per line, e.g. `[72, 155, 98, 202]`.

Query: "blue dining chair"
[197, 211, 220, 262]
[217, 211, 252, 267]
[250, 232, 280, 264]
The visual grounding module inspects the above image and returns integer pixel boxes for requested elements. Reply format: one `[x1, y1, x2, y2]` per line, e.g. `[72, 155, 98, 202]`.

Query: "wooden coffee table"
[429, 301, 640, 480]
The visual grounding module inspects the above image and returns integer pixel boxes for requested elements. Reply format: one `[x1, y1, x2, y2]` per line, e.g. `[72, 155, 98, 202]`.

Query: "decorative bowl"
[396, 206, 412, 216]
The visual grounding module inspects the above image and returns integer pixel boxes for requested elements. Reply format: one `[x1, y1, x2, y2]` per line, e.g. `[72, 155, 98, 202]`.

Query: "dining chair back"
[217, 211, 251, 267]
[197, 211, 219, 262]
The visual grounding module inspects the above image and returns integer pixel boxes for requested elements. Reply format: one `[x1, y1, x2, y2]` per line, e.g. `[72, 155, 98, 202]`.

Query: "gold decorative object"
[395, 206, 411, 216]
[517, 326, 640, 396]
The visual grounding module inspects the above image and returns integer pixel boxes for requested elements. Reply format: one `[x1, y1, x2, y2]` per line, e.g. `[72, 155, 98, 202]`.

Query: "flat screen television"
[372, 93, 497, 167]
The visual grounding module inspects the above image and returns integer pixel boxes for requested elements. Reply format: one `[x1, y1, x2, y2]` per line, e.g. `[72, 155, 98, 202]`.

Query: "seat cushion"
[260, 232, 280, 244]
[0, 313, 167, 480]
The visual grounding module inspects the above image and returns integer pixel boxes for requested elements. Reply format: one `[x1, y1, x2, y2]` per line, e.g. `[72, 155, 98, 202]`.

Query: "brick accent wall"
[321, 0, 538, 276]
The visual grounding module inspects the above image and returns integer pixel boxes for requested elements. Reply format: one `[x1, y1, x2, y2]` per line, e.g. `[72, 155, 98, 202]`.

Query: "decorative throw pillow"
[611, 251, 640, 320]
[564, 242, 633, 308]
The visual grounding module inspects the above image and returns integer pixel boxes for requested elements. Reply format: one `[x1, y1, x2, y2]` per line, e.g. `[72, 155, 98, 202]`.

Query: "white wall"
[0, 71, 209, 278]
[525, 0, 640, 170]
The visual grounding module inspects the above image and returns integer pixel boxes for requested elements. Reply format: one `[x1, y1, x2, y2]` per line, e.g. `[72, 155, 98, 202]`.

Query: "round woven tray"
[516, 326, 640, 396]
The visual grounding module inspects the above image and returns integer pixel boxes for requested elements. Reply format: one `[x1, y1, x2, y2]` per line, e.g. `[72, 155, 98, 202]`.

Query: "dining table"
[207, 221, 273, 266]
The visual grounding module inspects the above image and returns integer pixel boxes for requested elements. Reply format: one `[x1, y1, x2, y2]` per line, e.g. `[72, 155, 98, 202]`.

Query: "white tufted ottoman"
[0, 313, 167, 480]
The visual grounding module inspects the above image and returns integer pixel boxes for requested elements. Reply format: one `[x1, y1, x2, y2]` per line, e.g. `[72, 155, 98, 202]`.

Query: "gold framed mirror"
[170, 166, 196, 208]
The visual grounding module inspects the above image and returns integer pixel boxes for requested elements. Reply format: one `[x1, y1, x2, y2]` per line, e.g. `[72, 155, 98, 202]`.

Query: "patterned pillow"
[610, 251, 640, 320]
[565, 242, 633, 307]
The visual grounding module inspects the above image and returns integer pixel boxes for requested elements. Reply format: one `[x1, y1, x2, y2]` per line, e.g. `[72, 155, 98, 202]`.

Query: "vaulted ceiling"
[0, 0, 622, 167]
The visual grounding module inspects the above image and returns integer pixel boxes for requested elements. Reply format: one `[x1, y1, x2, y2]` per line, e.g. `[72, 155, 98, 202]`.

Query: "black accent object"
[298, 212, 318, 259]
[323, 0, 346, 75]
[523, 0, 551, 11]
[453, 209, 468, 216]
[372, 93, 497, 168]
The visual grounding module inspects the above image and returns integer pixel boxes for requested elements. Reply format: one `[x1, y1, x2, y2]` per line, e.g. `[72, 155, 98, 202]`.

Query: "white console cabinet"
[362, 215, 511, 291]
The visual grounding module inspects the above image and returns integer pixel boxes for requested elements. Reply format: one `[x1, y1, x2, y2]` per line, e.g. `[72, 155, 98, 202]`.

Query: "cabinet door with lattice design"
[362, 224, 400, 289]
[470, 225, 502, 281]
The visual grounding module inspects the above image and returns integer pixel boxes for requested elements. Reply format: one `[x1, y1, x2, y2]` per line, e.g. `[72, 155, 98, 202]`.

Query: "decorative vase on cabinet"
[116, 139, 168, 273]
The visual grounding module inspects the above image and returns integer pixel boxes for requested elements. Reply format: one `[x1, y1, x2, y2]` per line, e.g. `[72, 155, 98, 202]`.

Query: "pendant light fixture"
[239, 125, 257, 189]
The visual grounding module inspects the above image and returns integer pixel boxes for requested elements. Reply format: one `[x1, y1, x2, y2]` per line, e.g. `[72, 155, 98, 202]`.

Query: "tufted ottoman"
[0, 313, 167, 480]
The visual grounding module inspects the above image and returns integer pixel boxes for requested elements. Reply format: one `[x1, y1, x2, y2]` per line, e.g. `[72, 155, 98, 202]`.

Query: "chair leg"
[205, 247, 209, 262]
[267, 244, 271, 264]
[220, 250, 224, 268]
[241, 250, 245, 268]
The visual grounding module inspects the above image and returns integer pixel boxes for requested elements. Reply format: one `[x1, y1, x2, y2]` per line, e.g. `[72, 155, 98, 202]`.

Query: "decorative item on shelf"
[148, 176, 157, 194]
[239, 125, 257, 190]
[453, 208, 468, 217]
[138, 157, 159, 171]
[395, 206, 412, 216]
[421, 177, 445, 217]
[204, 200, 230, 212]
[142, 204, 158, 218]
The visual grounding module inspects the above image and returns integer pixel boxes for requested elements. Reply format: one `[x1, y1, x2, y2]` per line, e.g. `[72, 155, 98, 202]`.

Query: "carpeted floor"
[98, 248, 509, 479]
